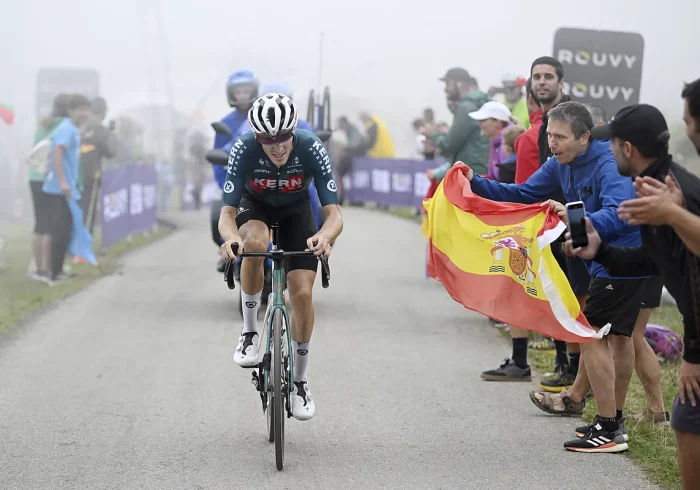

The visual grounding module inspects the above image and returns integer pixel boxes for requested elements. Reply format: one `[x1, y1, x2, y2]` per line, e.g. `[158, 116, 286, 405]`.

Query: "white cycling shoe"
[291, 381, 316, 420]
[233, 332, 260, 368]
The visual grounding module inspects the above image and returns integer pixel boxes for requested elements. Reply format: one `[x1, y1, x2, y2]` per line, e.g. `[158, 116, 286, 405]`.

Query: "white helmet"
[247, 93, 298, 141]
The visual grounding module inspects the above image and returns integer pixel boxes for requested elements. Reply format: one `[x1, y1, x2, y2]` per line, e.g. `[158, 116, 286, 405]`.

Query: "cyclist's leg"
[279, 200, 318, 420]
[232, 193, 272, 367]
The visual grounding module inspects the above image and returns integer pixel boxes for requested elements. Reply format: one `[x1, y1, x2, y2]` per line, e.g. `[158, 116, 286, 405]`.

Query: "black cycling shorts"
[234, 191, 318, 273]
[584, 278, 645, 337]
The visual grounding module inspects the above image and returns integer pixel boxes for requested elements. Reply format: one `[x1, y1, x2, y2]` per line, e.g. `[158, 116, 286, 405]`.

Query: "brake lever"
[223, 242, 240, 290]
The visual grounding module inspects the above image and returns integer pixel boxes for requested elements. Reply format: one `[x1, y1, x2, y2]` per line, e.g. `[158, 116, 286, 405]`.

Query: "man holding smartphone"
[568, 98, 700, 486]
[461, 101, 647, 452]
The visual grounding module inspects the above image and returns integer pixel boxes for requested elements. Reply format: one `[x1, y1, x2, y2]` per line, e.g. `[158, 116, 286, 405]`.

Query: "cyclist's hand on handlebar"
[221, 238, 241, 261]
[307, 234, 331, 258]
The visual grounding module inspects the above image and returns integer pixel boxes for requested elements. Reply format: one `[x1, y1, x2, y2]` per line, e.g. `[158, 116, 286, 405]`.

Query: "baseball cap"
[440, 67, 472, 83]
[591, 104, 670, 153]
[468, 101, 512, 122]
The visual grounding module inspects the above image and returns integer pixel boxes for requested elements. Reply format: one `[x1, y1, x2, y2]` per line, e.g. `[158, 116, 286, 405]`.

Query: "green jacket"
[432, 90, 490, 179]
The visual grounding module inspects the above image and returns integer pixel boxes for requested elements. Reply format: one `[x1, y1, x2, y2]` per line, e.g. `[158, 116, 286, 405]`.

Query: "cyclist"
[211, 69, 260, 272]
[226, 80, 324, 280]
[219, 93, 343, 420]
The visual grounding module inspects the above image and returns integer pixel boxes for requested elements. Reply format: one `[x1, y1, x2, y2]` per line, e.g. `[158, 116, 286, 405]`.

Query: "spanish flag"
[423, 164, 609, 343]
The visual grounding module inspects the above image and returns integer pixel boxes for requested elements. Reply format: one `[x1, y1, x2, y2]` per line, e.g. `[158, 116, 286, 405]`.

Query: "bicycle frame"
[262, 224, 295, 403]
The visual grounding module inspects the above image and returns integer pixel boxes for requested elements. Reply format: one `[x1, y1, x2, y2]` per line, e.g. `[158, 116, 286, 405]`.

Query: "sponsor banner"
[344, 158, 444, 208]
[100, 164, 158, 247]
[553, 28, 644, 118]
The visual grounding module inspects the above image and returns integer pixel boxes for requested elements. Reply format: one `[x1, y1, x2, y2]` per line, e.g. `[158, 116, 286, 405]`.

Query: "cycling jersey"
[222, 129, 339, 208]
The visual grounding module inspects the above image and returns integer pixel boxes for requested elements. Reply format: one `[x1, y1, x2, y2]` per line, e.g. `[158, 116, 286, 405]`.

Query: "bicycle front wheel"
[272, 308, 285, 471]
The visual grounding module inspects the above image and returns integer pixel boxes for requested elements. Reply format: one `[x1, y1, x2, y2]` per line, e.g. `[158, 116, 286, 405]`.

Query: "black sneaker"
[481, 358, 531, 381]
[539, 371, 576, 393]
[576, 415, 629, 442]
[564, 419, 628, 453]
[50, 272, 77, 286]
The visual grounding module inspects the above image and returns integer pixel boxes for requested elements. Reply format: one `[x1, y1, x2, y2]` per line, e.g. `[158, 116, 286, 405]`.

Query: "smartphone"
[566, 201, 588, 249]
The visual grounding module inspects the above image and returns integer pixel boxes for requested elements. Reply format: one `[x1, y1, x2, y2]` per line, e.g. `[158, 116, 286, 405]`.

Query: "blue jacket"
[212, 111, 315, 189]
[470, 139, 645, 280]
[212, 109, 248, 188]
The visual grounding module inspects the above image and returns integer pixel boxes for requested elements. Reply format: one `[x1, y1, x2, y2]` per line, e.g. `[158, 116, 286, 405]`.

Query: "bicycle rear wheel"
[272, 308, 285, 470]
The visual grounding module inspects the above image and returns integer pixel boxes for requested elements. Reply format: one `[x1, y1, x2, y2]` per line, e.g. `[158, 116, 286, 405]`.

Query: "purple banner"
[343, 158, 445, 208]
[100, 164, 158, 248]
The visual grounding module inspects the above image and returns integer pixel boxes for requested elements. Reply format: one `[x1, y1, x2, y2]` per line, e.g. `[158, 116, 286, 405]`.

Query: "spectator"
[467, 101, 645, 452]
[503, 75, 531, 130]
[41, 94, 92, 284]
[468, 101, 515, 181]
[531, 56, 582, 386]
[569, 99, 700, 482]
[587, 102, 669, 424]
[421, 108, 437, 159]
[513, 77, 543, 185]
[412, 118, 427, 159]
[497, 125, 526, 184]
[78, 96, 117, 234]
[427, 68, 489, 181]
[585, 103, 608, 126]
[336, 116, 367, 204]
[27, 93, 69, 283]
[358, 111, 396, 158]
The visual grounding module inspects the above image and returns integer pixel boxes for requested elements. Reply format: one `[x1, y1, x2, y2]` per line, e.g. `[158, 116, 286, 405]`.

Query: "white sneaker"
[291, 381, 315, 420]
[234, 332, 260, 367]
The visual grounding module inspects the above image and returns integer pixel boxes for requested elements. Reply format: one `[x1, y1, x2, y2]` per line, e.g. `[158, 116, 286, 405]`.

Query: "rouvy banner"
[553, 28, 644, 118]
[344, 158, 443, 208]
[35, 68, 100, 120]
[101, 164, 158, 247]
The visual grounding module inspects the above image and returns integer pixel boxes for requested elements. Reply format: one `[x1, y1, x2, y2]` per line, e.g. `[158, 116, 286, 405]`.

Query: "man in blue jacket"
[464, 101, 648, 453]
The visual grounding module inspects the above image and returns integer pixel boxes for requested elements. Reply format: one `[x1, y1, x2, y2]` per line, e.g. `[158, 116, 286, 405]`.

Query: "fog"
[2, 0, 700, 155]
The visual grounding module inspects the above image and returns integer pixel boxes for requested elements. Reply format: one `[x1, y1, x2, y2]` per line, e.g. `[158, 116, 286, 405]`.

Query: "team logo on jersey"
[293, 156, 300, 165]
[327, 179, 337, 192]
[250, 177, 303, 193]
[224, 181, 235, 193]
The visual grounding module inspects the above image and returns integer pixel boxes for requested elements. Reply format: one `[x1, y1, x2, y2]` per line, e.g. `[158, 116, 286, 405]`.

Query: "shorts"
[672, 392, 700, 435]
[640, 275, 664, 309]
[584, 277, 645, 337]
[29, 181, 51, 234]
[235, 192, 318, 273]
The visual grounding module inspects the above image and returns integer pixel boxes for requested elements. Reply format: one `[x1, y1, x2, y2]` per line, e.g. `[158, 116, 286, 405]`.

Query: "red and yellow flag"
[0, 103, 15, 125]
[423, 164, 609, 343]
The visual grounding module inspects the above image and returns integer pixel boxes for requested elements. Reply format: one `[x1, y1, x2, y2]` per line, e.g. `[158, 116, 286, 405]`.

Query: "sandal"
[529, 390, 585, 417]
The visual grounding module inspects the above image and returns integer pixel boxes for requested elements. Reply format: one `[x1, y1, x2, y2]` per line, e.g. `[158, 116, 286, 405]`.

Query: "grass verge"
[0, 221, 174, 335]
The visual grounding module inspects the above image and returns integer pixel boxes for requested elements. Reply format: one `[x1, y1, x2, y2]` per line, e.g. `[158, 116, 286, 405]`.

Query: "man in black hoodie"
[569, 98, 700, 485]
[529, 56, 587, 391]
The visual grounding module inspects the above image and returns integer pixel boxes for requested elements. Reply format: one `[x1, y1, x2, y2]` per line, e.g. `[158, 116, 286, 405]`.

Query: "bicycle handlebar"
[223, 242, 330, 291]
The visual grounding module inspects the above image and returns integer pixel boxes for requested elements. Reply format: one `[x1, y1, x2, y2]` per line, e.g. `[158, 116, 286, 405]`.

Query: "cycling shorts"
[235, 191, 318, 273]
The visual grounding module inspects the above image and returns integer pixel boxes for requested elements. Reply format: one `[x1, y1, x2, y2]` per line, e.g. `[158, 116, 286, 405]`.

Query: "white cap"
[469, 101, 512, 122]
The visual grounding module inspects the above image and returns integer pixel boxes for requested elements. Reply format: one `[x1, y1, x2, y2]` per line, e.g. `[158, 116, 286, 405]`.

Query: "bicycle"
[223, 223, 330, 471]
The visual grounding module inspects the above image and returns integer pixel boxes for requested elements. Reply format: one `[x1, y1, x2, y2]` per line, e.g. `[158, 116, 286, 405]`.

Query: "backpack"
[644, 323, 682, 361]
[26, 123, 60, 176]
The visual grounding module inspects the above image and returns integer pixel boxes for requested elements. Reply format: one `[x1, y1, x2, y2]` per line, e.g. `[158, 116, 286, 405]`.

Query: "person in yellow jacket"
[358, 111, 396, 158]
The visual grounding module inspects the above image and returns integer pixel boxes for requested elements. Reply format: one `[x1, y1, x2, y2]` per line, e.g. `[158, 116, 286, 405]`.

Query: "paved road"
[0, 208, 657, 489]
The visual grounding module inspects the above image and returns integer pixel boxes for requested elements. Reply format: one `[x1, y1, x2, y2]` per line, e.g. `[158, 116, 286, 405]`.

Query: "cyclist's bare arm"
[218, 205, 242, 259]
[319, 205, 343, 245]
